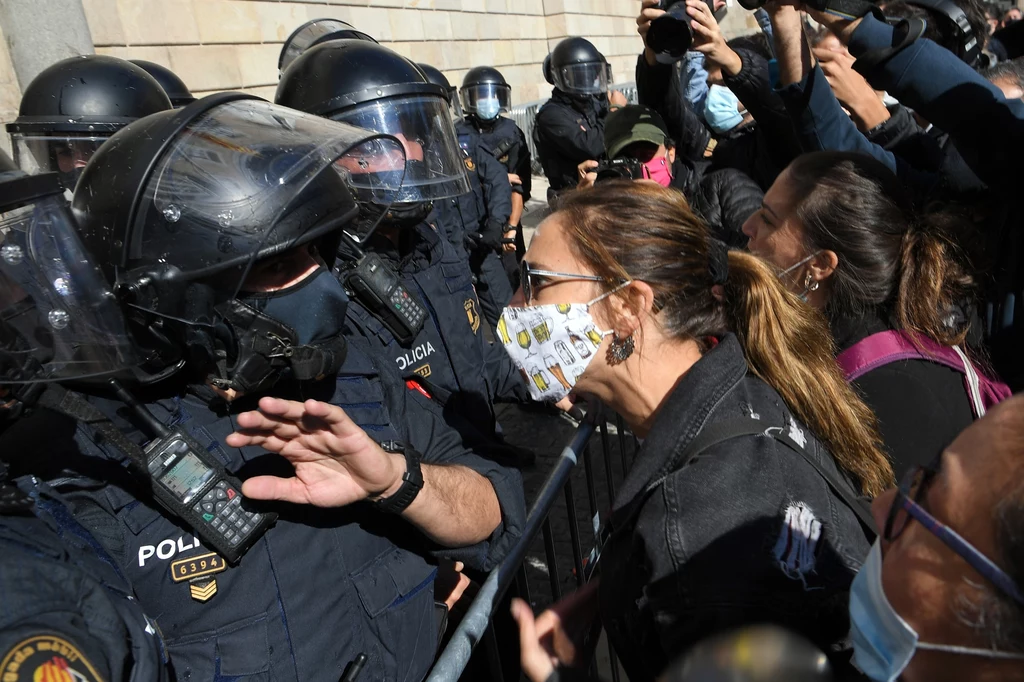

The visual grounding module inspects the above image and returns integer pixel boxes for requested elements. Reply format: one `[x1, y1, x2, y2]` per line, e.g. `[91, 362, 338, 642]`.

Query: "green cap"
[603, 104, 670, 160]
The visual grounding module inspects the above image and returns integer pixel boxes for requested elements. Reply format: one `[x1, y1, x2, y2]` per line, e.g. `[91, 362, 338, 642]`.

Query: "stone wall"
[83, 0, 648, 106]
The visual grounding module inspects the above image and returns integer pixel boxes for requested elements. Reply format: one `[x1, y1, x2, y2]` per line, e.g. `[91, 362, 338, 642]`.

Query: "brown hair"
[785, 151, 976, 347]
[555, 180, 893, 496]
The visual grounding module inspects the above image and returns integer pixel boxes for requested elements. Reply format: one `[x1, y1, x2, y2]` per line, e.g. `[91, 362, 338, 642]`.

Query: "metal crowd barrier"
[508, 82, 639, 176]
[426, 408, 640, 682]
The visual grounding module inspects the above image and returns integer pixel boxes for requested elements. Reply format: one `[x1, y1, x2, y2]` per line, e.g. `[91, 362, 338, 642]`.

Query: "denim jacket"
[598, 334, 870, 681]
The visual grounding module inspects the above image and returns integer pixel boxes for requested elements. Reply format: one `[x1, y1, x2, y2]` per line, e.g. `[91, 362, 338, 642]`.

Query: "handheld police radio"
[335, 235, 427, 347]
[109, 381, 276, 565]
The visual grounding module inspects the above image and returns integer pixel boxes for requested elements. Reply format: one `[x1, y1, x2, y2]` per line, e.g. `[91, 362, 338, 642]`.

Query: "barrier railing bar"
[615, 413, 629, 480]
[563, 478, 586, 589]
[542, 518, 562, 601]
[582, 442, 599, 525]
[425, 416, 598, 682]
[483, 623, 505, 682]
[599, 420, 616, 503]
[515, 562, 532, 608]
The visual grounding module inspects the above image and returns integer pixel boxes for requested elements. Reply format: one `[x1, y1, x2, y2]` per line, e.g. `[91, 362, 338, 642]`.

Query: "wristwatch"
[374, 440, 424, 515]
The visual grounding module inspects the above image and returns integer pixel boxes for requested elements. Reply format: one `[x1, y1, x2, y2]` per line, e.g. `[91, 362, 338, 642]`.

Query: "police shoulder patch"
[464, 157, 476, 172]
[464, 299, 481, 334]
[1, 634, 104, 682]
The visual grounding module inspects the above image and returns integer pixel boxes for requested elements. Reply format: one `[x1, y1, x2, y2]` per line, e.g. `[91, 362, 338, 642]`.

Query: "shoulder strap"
[35, 385, 149, 468]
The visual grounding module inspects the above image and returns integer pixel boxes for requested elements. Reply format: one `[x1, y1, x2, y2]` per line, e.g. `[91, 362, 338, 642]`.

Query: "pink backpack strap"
[835, 330, 949, 381]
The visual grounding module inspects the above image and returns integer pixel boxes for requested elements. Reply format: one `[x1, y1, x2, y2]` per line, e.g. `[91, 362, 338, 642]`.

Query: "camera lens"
[647, 2, 694, 61]
[737, 0, 765, 9]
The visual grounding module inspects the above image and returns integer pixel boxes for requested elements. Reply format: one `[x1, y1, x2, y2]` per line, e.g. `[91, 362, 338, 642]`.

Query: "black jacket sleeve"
[534, 102, 606, 162]
[691, 168, 763, 248]
[722, 48, 802, 173]
[636, 53, 709, 163]
[476, 147, 512, 249]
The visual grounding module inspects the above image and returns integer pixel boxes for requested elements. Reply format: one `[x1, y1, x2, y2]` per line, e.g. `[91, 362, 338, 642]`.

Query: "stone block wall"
[83, 0, 649, 106]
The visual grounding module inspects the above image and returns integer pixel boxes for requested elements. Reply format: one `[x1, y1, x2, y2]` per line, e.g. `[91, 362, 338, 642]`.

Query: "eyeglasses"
[519, 259, 619, 305]
[884, 461, 1024, 605]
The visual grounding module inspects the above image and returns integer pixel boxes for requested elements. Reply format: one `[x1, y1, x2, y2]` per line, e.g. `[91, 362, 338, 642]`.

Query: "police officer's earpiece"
[543, 54, 554, 85]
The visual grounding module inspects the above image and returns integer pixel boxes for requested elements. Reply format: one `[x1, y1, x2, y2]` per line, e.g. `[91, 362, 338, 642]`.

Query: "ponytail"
[896, 223, 975, 348]
[554, 181, 894, 497]
[724, 251, 894, 496]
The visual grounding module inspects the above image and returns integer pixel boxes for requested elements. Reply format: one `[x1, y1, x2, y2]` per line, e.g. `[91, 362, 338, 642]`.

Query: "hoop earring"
[608, 333, 635, 365]
[803, 272, 820, 293]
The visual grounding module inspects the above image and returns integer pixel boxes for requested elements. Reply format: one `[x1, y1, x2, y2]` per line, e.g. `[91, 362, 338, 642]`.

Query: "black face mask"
[208, 268, 350, 395]
[239, 267, 350, 346]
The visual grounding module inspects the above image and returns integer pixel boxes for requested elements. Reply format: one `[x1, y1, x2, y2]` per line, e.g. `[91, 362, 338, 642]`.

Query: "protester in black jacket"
[508, 181, 892, 682]
[691, 167, 763, 247]
[743, 151, 980, 477]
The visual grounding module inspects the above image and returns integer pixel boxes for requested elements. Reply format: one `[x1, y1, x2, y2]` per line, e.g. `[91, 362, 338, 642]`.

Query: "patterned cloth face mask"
[497, 283, 629, 402]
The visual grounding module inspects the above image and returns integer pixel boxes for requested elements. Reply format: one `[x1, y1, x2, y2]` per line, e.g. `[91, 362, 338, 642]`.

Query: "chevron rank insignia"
[189, 578, 218, 602]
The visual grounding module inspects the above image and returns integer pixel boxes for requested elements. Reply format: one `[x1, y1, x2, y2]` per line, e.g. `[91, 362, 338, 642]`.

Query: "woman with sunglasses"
[502, 181, 893, 681]
[851, 394, 1024, 681]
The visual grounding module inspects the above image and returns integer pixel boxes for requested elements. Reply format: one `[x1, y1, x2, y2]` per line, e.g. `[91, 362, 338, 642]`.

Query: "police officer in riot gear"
[0, 148, 170, 682]
[277, 41, 532, 463]
[418, 63, 463, 119]
[9, 94, 523, 682]
[420, 62, 514, 327]
[534, 38, 627, 202]
[130, 60, 196, 108]
[5, 55, 172, 192]
[458, 66, 533, 282]
[278, 18, 377, 76]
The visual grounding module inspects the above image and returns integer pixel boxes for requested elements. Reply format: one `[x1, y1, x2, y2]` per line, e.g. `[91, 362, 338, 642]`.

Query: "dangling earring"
[803, 273, 820, 293]
[608, 333, 635, 365]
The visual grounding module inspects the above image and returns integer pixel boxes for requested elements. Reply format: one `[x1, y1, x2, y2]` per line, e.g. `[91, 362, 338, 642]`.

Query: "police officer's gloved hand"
[477, 219, 505, 251]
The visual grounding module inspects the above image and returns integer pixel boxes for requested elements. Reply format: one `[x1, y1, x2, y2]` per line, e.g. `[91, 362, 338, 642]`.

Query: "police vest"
[344, 223, 497, 438]
[55, 348, 441, 682]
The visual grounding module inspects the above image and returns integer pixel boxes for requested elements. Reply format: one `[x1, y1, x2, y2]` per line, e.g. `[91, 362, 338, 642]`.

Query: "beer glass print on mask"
[545, 353, 571, 391]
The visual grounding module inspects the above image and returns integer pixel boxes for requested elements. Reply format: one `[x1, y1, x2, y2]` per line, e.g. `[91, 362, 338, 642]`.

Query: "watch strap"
[374, 442, 424, 515]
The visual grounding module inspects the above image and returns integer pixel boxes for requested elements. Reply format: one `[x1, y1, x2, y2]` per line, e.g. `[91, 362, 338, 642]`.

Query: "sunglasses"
[519, 259, 619, 305]
[884, 460, 1024, 605]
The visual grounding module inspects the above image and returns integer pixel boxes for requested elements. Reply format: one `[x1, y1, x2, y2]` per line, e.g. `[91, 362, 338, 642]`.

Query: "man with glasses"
[851, 394, 1024, 681]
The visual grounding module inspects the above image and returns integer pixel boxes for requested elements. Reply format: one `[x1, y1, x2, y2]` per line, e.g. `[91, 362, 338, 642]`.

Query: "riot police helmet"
[278, 18, 377, 75]
[71, 93, 407, 391]
[276, 40, 470, 208]
[548, 37, 610, 95]
[0, 148, 137, 388]
[418, 63, 463, 119]
[130, 59, 197, 108]
[6, 55, 172, 191]
[460, 66, 511, 121]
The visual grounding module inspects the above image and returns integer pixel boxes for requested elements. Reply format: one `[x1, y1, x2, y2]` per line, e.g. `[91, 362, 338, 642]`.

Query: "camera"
[647, 0, 723, 63]
[593, 157, 645, 183]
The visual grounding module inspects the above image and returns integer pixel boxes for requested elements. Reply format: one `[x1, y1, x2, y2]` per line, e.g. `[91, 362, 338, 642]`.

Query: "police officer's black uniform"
[419, 63, 514, 328]
[534, 38, 612, 201]
[457, 66, 533, 281]
[15, 95, 525, 682]
[276, 41, 531, 457]
[0, 150, 169, 682]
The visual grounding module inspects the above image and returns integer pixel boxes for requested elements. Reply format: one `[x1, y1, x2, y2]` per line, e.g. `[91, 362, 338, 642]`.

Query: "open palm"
[226, 397, 401, 508]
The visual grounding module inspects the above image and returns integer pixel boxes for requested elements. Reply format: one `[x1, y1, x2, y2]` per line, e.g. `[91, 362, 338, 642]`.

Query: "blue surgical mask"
[476, 97, 501, 120]
[241, 267, 349, 346]
[704, 85, 744, 134]
[850, 540, 1024, 681]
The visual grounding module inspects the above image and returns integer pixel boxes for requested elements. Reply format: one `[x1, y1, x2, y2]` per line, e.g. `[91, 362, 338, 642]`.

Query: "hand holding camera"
[639, 0, 730, 64]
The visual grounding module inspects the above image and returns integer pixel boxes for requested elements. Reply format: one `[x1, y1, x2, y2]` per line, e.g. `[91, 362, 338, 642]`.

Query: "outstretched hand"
[687, 0, 743, 76]
[226, 397, 403, 508]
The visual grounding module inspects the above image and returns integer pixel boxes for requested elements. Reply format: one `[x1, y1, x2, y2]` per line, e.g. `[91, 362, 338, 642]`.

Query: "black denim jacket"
[598, 334, 870, 681]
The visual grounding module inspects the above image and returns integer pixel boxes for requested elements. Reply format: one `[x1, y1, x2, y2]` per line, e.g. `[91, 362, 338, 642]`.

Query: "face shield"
[331, 94, 470, 204]
[279, 19, 374, 74]
[552, 61, 610, 95]
[0, 192, 136, 384]
[448, 87, 464, 120]
[461, 82, 512, 120]
[11, 133, 109, 192]
[128, 98, 406, 299]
